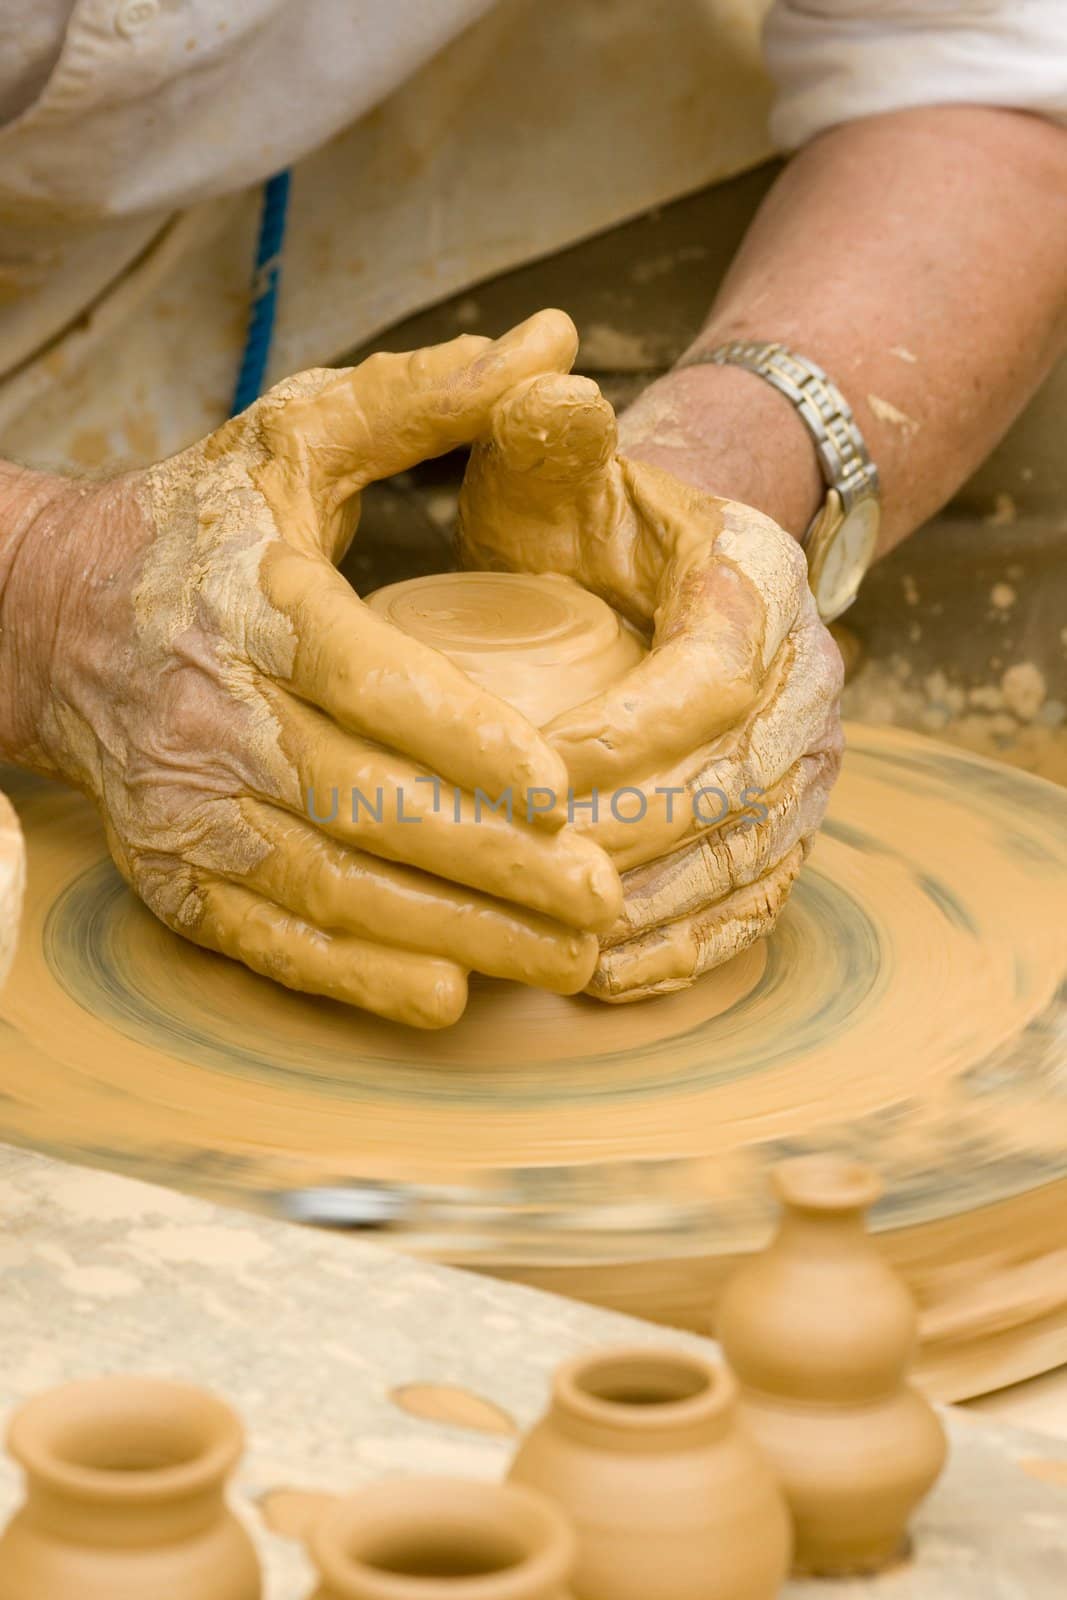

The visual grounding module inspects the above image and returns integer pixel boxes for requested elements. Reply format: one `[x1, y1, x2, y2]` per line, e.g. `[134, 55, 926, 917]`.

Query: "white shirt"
[1, 2, 1063, 217]
[767, 1, 1067, 147]
[0, 0, 1064, 469]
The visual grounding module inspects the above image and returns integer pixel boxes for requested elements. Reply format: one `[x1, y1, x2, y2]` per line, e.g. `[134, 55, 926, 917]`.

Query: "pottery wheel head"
[3, 728, 1067, 1399]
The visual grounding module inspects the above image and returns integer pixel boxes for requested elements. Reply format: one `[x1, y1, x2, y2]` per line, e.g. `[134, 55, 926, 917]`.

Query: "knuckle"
[130, 851, 205, 933]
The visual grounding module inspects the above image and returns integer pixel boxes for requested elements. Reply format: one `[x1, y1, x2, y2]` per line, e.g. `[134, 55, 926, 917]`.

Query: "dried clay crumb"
[984, 494, 1017, 528]
[867, 394, 920, 437]
[843, 660, 1067, 787]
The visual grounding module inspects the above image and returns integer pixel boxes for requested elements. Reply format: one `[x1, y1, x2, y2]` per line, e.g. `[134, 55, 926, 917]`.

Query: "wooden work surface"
[1, 1143, 1065, 1598]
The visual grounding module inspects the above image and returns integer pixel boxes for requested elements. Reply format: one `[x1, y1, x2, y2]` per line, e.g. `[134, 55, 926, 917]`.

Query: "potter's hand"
[6, 316, 622, 1027]
[458, 372, 843, 1000]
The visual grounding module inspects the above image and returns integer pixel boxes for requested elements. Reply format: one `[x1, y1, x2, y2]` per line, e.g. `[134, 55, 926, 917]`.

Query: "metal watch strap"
[677, 340, 879, 548]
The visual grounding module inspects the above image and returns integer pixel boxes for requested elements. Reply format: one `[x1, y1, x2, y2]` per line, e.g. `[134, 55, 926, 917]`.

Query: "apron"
[0, 0, 776, 471]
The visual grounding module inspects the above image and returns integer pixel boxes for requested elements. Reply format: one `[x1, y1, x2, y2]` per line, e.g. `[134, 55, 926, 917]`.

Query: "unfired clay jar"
[306, 1476, 575, 1599]
[507, 1346, 790, 1600]
[0, 1376, 261, 1599]
[0, 790, 25, 992]
[366, 572, 646, 726]
[717, 1157, 948, 1575]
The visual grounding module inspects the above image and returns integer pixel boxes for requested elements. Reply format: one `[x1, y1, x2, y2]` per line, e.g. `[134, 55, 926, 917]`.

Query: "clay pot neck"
[311, 1478, 573, 1600]
[8, 1377, 242, 1548]
[21, 1479, 224, 1546]
[547, 1348, 736, 1454]
[773, 1206, 873, 1259]
[770, 1157, 883, 1255]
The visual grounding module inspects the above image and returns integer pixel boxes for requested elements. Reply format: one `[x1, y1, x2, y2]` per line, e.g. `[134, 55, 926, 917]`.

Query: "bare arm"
[0, 463, 99, 768]
[621, 106, 1067, 555]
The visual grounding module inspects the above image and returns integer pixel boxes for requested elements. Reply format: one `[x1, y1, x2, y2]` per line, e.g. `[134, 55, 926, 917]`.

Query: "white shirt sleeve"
[765, 1, 1067, 149]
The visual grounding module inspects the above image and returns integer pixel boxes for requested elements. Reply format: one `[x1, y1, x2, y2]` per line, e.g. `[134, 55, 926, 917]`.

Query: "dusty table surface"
[969, 1367, 1067, 1446]
[1, 1143, 1065, 1598]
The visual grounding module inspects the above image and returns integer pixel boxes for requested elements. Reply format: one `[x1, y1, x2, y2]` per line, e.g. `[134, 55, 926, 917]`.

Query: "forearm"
[0, 462, 131, 773]
[0, 463, 71, 764]
[621, 106, 1067, 553]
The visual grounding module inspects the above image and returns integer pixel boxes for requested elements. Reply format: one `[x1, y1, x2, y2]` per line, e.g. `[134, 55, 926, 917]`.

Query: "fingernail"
[491, 309, 579, 369]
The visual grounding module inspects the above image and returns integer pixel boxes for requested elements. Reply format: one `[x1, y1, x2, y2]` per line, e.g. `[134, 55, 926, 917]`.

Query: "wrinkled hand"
[458, 371, 844, 1000]
[26, 315, 622, 1027]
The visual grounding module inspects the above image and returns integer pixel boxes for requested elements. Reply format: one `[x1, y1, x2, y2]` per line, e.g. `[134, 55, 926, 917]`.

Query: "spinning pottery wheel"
[2, 724, 1067, 1402]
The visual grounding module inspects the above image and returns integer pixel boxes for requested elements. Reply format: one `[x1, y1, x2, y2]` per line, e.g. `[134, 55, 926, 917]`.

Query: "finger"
[259, 546, 570, 828]
[183, 875, 469, 1028]
[587, 847, 805, 1003]
[257, 310, 580, 504]
[602, 747, 840, 947]
[236, 800, 599, 994]
[563, 640, 798, 867]
[457, 373, 619, 576]
[544, 482, 810, 791]
[545, 548, 765, 791]
[579, 605, 844, 871]
[279, 696, 623, 933]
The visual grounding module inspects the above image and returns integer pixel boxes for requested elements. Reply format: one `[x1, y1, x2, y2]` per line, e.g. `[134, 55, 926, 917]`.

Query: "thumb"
[485, 372, 617, 486]
[457, 373, 619, 573]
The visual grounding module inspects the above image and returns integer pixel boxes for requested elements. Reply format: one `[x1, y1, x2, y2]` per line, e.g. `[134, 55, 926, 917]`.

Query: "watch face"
[814, 498, 880, 621]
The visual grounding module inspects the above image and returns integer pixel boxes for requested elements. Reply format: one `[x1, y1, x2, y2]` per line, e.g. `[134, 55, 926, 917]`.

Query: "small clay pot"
[508, 1346, 790, 1600]
[307, 1476, 574, 1599]
[366, 571, 647, 726]
[717, 1156, 948, 1575]
[0, 1375, 261, 1599]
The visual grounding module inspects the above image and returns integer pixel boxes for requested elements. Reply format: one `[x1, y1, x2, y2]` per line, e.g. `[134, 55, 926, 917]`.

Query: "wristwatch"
[677, 340, 880, 622]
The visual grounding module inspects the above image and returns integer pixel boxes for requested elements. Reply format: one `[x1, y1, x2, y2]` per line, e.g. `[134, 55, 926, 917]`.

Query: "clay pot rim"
[311, 1477, 574, 1599]
[553, 1346, 733, 1432]
[8, 1376, 244, 1503]
[772, 1156, 883, 1214]
[367, 571, 643, 663]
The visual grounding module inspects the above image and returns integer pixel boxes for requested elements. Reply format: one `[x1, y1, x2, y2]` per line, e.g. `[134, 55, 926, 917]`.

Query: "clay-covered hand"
[17, 315, 622, 1026]
[458, 372, 844, 1000]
